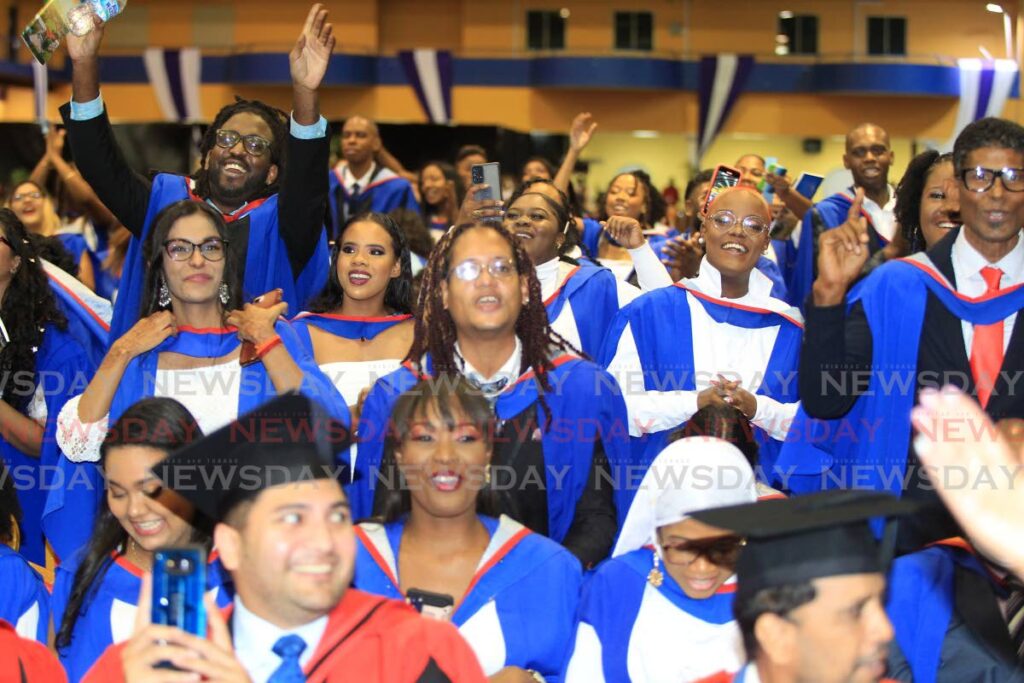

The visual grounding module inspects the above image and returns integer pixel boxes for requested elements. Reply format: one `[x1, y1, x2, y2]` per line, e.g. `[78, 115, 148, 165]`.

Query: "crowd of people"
[0, 2, 1021, 681]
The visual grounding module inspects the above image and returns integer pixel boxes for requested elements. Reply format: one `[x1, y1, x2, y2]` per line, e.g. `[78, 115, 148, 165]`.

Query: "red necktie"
[970, 266, 1005, 408]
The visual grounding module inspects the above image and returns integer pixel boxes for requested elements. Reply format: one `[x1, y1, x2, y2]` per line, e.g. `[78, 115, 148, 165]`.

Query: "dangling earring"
[158, 277, 172, 308]
[218, 282, 230, 305]
[648, 550, 665, 587]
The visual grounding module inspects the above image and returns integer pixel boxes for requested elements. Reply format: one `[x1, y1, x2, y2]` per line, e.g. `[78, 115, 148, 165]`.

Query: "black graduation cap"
[151, 392, 353, 524]
[691, 490, 919, 596]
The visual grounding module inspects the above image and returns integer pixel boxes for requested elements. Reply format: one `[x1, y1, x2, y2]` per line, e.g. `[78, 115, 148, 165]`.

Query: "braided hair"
[406, 221, 580, 407]
[0, 209, 67, 412]
[191, 98, 289, 201]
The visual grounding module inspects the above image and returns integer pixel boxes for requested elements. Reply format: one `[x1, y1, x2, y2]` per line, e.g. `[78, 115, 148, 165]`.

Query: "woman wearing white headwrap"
[563, 437, 758, 683]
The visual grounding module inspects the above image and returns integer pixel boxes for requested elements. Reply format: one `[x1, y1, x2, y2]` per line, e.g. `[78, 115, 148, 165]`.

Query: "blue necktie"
[268, 634, 307, 683]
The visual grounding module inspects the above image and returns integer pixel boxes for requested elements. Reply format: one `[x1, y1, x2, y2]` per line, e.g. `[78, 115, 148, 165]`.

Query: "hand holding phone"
[151, 547, 207, 637]
[701, 165, 742, 216]
[471, 162, 502, 202]
[237, 289, 285, 366]
[406, 588, 454, 621]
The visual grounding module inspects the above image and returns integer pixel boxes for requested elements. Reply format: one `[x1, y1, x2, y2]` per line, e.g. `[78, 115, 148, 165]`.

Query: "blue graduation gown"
[290, 312, 413, 348]
[776, 254, 1024, 496]
[110, 175, 330, 342]
[0, 545, 49, 642]
[0, 324, 97, 566]
[544, 263, 620, 359]
[45, 262, 111, 369]
[354, 515, 582, 680]
[53, 550, 232, 683]
[599, 283, 802, 509]
[564, 547, 742, 683]
[327, 167, 420, 238]
[351, 354, 631, 541]
[787, 190, 887, 309]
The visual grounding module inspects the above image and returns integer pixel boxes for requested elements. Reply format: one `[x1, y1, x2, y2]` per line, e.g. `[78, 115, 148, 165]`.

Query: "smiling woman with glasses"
[564, 437, 759, 682]
[351, 220, 631, 571]
[57, 199, 349, 486]
[603, 186, 804, 508]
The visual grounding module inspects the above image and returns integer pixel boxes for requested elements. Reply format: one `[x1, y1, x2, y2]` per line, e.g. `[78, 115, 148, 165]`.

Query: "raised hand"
[46, 127, 67, 161]
[112, 311, 177, 360]
[456, 184, 504, 226]
[813, 188, 870, 306]
[569, 112, 598, 153]
[290, 3, 335, 93]
[65, 14, 105, 64]
[226, 299, 289, 346]
[602, 216, 644, 249]
[662, 233, 704, 281]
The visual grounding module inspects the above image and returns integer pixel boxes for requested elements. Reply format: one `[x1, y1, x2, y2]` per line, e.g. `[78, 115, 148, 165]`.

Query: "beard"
[208, 156, 271, 205]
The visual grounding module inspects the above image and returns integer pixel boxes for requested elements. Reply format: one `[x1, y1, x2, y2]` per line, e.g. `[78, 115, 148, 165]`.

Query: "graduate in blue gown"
[419, 161, 464, 244]
[54, 201, 348, 546]
[61, 4, 337, 341]
[354, 375, 582, 681]
[291, 211, 415, 411]
[503, 185, 638, 358]
[354, 221, 627, 569]
[0, 465, 49, 643]
[52, 398, 230, 683]
[602, 188, 802, 510]
[0, 209, 96, 568]
[564, 437, 757, 683]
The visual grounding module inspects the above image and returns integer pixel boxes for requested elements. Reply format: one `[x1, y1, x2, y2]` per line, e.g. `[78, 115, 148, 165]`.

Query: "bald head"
[707, 186, 771, 220]
[341, 116, 381, 167]
[844, 123, 894, 191]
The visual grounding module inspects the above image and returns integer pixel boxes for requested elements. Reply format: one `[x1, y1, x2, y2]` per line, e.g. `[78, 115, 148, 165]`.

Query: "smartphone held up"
[151, 546, 207, 638]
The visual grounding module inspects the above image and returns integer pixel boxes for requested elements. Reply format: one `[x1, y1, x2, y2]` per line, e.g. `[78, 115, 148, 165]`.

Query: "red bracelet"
[254, 335, 283, 359]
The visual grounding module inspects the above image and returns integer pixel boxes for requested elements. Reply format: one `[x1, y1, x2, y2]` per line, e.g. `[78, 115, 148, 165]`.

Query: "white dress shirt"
[232, 597, 328, 683]
[861, 185, 897, 241]
[338, 161, 376, 195]
[606, 258, 800, 440]
[455, 337, 523, 398]
[950, 228, 1024, 353]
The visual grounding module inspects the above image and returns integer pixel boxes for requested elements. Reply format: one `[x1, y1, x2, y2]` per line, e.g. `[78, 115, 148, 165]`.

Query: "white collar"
[857, 184, 896, 211]
[231, 596, 328, 675]
[454, 336, 522, 394]
[689, 257, 777, 307]
[952, 228, 1024, 280]
[535, 257, 561, 284]
[340, 161, 376, 189]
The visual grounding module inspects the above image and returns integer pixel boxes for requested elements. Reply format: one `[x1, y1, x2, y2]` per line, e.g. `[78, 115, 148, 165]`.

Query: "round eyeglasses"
[163, 238, 229, 262]
[961, 166, 1024, 193]
[706, 209, 770, 237]
[448, 257, 516, 282]
[215, 129, 271, 157]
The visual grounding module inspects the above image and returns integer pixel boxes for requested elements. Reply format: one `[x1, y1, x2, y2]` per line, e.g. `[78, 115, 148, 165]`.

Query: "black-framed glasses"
[706, 209, 770, 236]
[163, 238, 229, 262]
[215, 129, 272, 157]
[448, 257, 516, 282]
[11, 191, 43, 202]
[660, 535, 746, 567]
[0, 236, 11, 249]
[961, 166, 1024, 193]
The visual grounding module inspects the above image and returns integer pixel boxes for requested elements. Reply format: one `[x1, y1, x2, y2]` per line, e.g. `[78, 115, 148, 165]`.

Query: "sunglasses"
[659, 534, 746, 567]
[448, 257, 516, 282]
[215, 129, 272, 157]
[163, 238, 229, 262]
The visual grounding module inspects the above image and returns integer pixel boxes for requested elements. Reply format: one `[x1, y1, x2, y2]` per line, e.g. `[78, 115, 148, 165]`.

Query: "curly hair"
[373, 374, 500, 522]
[0, 209, 67, 411]
[139, 200, 243, 319]
[406, 221, 580, 411]
[953, 116, 1024, 174]
[503, 186, 578, 259]
[191, 98, 289, 201]
[599, 170, 667, 228]
[55, 397, 207, 652]
[895, 150, 953, 253]
[307, 211, 413, 315]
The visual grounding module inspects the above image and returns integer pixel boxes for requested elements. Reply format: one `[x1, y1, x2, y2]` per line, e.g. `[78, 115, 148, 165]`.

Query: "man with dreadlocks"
[350, 221, 631, 569]
[60, 4, 335, 340]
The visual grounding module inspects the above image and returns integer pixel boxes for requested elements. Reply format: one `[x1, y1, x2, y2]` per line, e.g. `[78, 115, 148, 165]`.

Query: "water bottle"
[68, 0, 128, 37]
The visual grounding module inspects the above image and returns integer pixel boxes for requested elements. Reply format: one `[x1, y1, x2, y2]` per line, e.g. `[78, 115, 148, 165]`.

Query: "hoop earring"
[158, 277, 172, 308]
[218, 282, 230, 305]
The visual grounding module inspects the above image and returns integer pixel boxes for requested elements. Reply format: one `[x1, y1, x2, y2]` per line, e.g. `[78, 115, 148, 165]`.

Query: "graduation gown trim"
[776, 252, 1024, 495]
[353, 354, 629, 542]
[110, 174, 329, 342]
[544, 262, 621, 358]
[45, 260, 111, 369]
[291, 312, 413, 349]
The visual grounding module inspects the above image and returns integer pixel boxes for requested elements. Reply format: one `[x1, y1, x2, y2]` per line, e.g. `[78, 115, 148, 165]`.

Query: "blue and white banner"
[944, 58, 1019, 151]
[143, 48, 203, 122]
[696, 54, 754, 163]
[398, 49, 453, 124]
[31, 60, 48, 133]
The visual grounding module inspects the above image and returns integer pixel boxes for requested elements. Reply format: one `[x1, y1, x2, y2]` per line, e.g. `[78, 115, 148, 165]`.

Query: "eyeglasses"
[215, 129, 272, 157]
[961, 166, 1024, 193]
[706, 209, 770, 236]
[448, 257, 516, 282]
[0, 237, 11, 249]
[660, 535, 746, 567]
[163, 238, 229, 262]
[11, 191, 42, 202]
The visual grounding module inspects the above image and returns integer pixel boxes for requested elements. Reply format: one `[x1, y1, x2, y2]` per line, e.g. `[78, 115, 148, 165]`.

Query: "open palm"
[290, 3, 335, 92]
